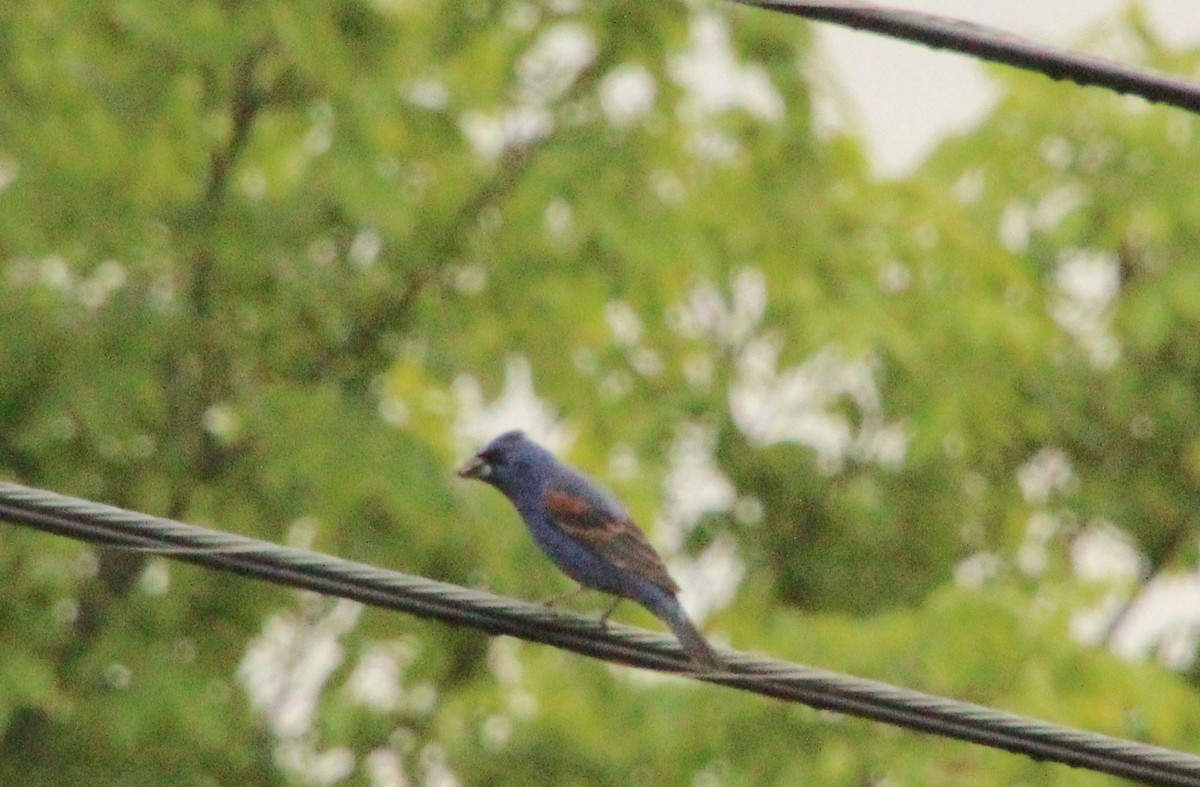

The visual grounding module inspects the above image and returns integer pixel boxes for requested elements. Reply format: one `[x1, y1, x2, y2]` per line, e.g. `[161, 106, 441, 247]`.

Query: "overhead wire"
[729, 0, 1200, 115]
[1, 481, 1199, 786]
[3, 4, 1194, 784]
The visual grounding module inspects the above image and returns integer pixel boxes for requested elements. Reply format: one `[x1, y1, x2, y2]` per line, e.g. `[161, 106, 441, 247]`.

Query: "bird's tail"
[646, 592, 722, 670]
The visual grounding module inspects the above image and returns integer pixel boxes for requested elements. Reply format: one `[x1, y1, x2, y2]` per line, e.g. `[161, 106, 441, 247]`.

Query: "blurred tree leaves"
[2, 1, 1200, 785]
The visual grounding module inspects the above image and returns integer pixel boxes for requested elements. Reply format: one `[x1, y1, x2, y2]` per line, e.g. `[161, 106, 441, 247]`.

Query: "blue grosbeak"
[458, 430, 721, 669]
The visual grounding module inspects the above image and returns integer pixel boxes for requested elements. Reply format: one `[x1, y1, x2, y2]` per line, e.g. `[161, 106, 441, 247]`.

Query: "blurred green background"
[2, 1, 1200, 785]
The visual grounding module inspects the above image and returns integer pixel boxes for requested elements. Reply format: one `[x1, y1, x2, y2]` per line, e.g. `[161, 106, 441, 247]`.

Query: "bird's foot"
[596, 598, 623, 630]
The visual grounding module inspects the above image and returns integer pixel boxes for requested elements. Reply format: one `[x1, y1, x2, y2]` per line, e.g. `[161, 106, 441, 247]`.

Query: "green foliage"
[2, 1, 1200, 784]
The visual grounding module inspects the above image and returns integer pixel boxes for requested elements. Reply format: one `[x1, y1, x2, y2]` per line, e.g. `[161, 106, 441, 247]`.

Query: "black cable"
[1, 481, 1198, 786]
[731, 0, 1200, 115]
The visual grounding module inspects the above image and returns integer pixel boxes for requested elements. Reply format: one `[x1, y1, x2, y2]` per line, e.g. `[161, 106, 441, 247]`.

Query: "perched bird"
[457, 430, 721, 669]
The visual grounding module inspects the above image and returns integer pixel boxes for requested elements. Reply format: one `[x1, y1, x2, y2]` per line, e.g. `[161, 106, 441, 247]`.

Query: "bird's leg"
[541, 585, 589, 608]
[596, 597, 623, 629]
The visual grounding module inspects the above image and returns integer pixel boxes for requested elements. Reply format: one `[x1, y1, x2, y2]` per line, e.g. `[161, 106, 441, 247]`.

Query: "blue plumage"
[458, 430, 720, 669]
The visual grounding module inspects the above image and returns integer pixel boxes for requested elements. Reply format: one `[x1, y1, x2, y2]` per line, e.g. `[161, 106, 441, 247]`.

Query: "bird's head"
[457, 430, 535, 493]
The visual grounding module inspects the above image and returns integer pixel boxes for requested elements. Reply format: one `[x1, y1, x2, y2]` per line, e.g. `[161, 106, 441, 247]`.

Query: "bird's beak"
[457, 455, 490, 480]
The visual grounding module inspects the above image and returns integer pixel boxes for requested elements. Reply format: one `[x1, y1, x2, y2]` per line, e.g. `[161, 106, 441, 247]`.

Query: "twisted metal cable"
[731, 0, 1200, 115]
[1, 481, 1199, 786]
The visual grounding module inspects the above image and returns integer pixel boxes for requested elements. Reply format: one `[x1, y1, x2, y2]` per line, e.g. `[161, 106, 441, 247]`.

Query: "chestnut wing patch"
[543, 489, 679, 593]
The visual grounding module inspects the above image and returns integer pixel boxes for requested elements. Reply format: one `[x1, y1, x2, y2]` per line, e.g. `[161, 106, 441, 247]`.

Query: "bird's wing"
[543, 488, 680, 593]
